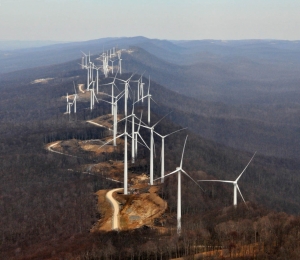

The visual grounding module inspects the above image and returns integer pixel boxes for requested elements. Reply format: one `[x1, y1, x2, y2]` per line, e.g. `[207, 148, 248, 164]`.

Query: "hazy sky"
[0, 0, 299, 41]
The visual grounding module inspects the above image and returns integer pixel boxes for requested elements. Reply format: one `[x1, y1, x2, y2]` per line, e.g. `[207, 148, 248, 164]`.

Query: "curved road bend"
[106, 188, 123, 231]
[47, 141, 80, 158]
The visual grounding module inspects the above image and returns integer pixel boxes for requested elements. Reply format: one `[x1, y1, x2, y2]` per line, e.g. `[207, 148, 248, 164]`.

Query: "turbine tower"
[198, 152, 256, 207]
[118, 51, 122, 75]
[99, 114, 132, 195]
[72, 82, 78, 113]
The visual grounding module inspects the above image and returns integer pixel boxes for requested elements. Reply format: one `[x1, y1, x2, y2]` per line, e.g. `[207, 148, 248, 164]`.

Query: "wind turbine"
[100, 68, 119, 115]
[110, 59, 116, 74]
[100, 91, 125, 146]
[138, 112, 171, 185]
[66, 93, 72, 114]
[81, 51, 90, 89]
[81, 51, 88, 68]
[130, 72, 145, 102]
[154, 127, 187, 183]
[154, 136, 204, 235]
[72, 82, 78, 113]
[89, 81, 98, 110]
[135, 76, 156, 125]
[81, 56, 85, 69]
[198, 152, 256, 207]
[127, 98, 150, 163]
[116, 73, 135, 117]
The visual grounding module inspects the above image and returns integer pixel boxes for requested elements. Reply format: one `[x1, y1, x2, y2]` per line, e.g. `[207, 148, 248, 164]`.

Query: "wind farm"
[1, 37, 300, 260]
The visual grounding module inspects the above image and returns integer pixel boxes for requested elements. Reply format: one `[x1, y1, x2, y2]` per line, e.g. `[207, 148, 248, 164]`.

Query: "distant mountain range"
[0, 40, 66, 51]
[1, 37, 300, 160]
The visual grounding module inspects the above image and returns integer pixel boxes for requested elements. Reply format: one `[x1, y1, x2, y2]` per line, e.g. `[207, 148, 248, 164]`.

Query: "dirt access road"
[106, 188, 123, 230]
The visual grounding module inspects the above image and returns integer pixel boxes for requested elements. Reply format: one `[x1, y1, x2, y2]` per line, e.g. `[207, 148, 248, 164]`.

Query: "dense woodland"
[1, 39, 300, 259]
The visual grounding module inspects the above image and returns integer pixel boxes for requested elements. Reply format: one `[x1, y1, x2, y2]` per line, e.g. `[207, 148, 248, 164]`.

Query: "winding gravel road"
[106, 188, 123, 231]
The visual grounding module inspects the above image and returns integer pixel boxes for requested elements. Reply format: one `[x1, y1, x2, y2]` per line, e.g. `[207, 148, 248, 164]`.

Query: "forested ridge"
[1, 42, 300, 259]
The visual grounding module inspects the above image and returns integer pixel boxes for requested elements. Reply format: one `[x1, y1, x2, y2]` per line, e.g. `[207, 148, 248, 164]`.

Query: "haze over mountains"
[1, 37, 300, 160]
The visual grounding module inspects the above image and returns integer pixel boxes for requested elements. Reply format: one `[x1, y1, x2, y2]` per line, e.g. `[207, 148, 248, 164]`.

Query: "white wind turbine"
[88, 81, 98, 110]
[101, 52, 109, 78]
[100, 68, 119, 115]
[110, 59, 116, 74]
[135, 76, 156, 125]
[81, 56, 85, 69]
[154, 127, 187, 183]
[130, 72, 145, 102]
[198, 152, 256, 207]
[72, 82, 78, 113]
[154, 136, 204, 235]
[116, 73, 135, 117]
[138, 112, 171, 185]
[66, 93, 72, 114]
[81, 51, 88, 68]
[100, 91, 125, 146]
[81, 51, 90, 89]
[132, 111, 149, 163]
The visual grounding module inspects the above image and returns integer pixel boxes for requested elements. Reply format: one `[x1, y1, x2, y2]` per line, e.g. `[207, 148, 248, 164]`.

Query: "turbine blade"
[150, 96, 159, 106]
[137, 112, 143, 132]
[114, 82, 120, 93]
[182, 169, 205, 192]
[153, 136, 156, 158]
[116, 92, 125, 101]
[180, 135, 188, 169]
[100, 82, 115, 86]
[98, 99, 113, 105]
[153, 130, 163, 138]
[93, 91, 98, 102]
[113, 67, 119, 82]
[137, 132, 150, 150]
[153, 111, 172, 128]
[147, 75, 150, 95]
[73, 81, 77, 94]
[99, 133, 125, 148]
[154, 169, 179, 182]
[236, 151, 257, 182]
[164, 127, 187, 138]
[237, 184, 248, 207]
[197, 180, 235, 183]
